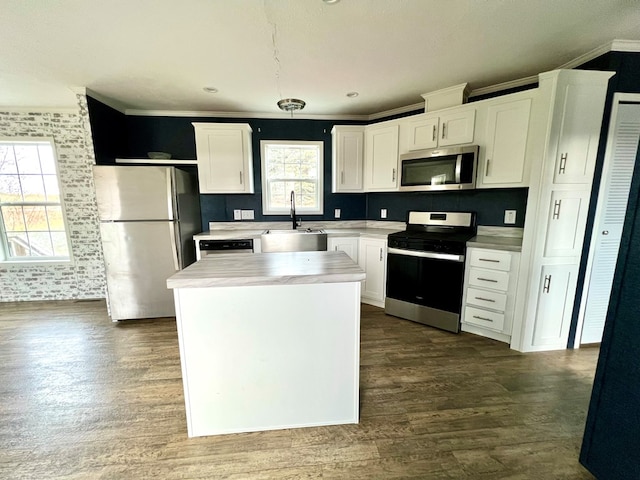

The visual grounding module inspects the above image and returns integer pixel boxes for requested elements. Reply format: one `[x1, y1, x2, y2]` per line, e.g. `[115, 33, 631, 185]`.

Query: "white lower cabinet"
[461, 247, 520, 344]
[357, 237, 387, 307]
[327, 236, 359, 263]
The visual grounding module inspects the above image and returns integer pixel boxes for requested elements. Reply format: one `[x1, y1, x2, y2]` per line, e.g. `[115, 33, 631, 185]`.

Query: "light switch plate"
[241, 210, 254, 220]
[504, 210, 516, 224]
[233, 209, 242, 220]
[381, 208, 387, 219]
[334, 208, 341, 219]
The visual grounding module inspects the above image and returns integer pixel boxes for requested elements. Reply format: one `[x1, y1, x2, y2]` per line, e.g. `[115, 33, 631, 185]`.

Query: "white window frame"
[260, 140, 324, 215]
[0, 137, 72, 264]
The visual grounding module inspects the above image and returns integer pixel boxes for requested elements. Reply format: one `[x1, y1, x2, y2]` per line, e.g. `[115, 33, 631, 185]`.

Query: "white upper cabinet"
[193, 123, 254, 194]
[331, 126, 364, 193]
[439, 108, 476, 146]
[477, 98, 532, 188]
[405, 115, 439, 150]
[552, 84, 609, 185]
[364, 122, 399, 191]
[404, 107, 476, 152]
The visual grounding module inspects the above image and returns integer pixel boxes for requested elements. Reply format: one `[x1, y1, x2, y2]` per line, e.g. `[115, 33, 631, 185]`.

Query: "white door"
[579, 99, 640, 344]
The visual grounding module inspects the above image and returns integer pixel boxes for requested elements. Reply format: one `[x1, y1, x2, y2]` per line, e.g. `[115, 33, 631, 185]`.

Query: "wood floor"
[0, 300, 598, 479]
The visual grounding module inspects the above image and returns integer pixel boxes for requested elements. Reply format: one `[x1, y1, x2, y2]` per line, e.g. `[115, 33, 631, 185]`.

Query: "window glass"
[261, 141, 323, 215]
[0, 140, 71, 262]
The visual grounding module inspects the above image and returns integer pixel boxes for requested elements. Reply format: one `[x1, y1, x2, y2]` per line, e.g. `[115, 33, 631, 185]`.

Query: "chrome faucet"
[290, 190, 298, 229]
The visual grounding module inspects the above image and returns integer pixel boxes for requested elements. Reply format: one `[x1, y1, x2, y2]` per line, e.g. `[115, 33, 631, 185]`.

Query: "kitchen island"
[166, 250, 365, 437]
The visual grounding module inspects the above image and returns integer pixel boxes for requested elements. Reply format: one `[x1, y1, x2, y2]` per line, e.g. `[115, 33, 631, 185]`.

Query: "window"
[0, 139, 71, 262]
[261, 140, 324, 215]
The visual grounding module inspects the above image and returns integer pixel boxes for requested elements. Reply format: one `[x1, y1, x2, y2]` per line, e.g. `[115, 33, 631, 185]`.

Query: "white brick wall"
[0, 94, 106, 301]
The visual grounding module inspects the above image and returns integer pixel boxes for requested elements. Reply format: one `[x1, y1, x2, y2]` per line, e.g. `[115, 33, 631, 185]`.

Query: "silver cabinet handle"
[474, 296, 495, 303]
[341, 171, 344, 184]
[472, 315, 494, 322]
[477, 277, 498, 283]
[559, 153, 568, 174]
[479, 258, 499, 263]
[239, 171, 243, 184]
[543, 274, 552, 293]
[392, 168, 396, 182]
[485, 158, 491, 177]
[432, 125, 436, 141]
[442, 123, 446, 139]
[379, 248, 383, 261]
[553, 199, 562, 219]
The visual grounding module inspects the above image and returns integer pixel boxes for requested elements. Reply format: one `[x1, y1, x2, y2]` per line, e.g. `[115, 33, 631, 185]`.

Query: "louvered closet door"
[581, 102, 640, 344]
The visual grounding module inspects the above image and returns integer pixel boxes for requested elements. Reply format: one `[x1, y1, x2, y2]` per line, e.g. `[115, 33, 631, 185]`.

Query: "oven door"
[385, 247, 466, 332]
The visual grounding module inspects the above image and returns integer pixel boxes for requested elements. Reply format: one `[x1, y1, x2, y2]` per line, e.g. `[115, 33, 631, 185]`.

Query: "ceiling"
[1, 0, 639, 117]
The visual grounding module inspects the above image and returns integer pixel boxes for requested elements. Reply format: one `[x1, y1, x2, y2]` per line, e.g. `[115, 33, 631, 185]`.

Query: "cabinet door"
[543, 189, 590, 258]
[364, 124, 399, 191]
[532, 264, 577, 348]
[479, 99, 531, 187]
[194, 124, 253, 194]
[358, 238, 387, 303]
[406, 115, 439, 150]
[438, 109, 475, 147]
[327, 237, 358, 263]
[332, 127, 364, 192]
[553, 84, 606, 184]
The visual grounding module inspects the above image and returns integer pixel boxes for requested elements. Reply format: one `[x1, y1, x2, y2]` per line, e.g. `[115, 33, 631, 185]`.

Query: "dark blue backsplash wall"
[87, 99, 528, 230]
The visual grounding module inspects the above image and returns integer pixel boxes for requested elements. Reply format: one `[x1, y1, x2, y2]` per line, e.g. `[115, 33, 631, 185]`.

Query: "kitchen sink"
[260, 229, 328, 253]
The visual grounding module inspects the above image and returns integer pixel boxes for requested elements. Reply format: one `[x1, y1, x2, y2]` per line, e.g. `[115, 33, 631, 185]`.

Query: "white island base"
[172, 279, 361, 437]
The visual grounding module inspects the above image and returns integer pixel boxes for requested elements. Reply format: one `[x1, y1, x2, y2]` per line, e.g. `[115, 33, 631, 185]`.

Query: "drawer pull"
[479, 258, 500, 263]
[477, 277, 498, 283]
[472, 315, 494, 323]
[474, 296, 495, 303]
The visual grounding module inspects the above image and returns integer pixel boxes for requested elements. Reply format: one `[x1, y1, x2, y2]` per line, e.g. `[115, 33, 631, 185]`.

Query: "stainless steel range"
[385, 211, 476, 333]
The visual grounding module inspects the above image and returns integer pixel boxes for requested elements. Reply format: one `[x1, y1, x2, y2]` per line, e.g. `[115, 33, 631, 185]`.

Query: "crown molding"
[368, 102, 424, 121]
[611, 39, 640, 52]
[124, 108, 370, 121]
[84, 88, 128, 114]
[468, 75, 539, 98]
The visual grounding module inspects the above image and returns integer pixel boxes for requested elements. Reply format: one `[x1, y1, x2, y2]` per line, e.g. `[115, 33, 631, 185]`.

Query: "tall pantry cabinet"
[511, 70, 615, 352]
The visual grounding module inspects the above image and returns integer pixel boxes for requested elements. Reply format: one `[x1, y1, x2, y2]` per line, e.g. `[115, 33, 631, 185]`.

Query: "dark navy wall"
[366, 188, 527, 226]
[580, 146, 640, 480]
[86, 96, 127, 164]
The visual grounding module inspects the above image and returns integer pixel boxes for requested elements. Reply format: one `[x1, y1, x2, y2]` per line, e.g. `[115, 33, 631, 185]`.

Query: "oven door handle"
[388, 247, 465, 263]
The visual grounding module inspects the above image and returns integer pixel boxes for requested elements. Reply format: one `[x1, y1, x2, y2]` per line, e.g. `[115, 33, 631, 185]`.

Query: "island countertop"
[167, 250, 366, 289]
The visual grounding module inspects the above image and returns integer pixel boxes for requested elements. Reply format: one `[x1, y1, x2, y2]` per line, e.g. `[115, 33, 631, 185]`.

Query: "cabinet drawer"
[468, 267, 509, 291]
[466, 287, 507, 311]
[464, 306, 505, 331]
[469, 249, 512, 271]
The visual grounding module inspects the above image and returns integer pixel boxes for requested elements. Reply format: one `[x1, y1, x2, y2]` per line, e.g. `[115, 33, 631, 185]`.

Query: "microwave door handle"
[455, 154, 463, 184]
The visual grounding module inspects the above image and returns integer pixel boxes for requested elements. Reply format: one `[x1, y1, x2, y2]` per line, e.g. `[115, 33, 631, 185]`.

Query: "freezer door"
[93, 165, 175, 221]
[100, 221, 180, 320]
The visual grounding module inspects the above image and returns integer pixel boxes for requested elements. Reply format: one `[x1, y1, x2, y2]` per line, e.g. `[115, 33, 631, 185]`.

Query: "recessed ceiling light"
[346, 91, 359, 98]
[322, 0, 340, 4]
[202, 87, 218, 93]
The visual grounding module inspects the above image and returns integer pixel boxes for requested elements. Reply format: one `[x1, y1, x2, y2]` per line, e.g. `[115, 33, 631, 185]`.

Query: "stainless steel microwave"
[399, 145, 479, 192]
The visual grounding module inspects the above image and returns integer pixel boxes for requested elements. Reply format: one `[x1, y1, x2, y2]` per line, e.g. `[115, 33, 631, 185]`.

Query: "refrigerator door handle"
[169, 222, 180, 271]
[167, 169, 177, 220]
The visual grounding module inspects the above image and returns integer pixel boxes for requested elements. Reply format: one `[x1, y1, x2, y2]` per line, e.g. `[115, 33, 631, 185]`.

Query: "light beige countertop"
[467, 235, 523, 252]
[167, 250, 366, 289]
[194, 227, 400, 241]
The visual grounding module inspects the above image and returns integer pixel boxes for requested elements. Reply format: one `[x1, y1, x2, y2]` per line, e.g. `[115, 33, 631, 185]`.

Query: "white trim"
[574, 92, 640, 348]
[468, 76, 539, 98]
[611, 39, 640, 52]
[85, 88, 128, 113]
[368, 102, 425, 121]
[115, 158, 197, 165]
[125, 108, 371, 122]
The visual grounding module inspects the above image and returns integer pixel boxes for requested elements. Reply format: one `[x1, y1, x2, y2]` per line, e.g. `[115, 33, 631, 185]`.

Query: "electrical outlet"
[241, 209, 254, 220]
[504, 210, 516, 224]
[334, 208, 341, 219]
[233, 209, 242, 220]
[381, 208, 387, 219]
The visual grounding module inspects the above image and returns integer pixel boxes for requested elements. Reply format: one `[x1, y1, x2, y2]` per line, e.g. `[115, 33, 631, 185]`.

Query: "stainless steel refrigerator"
[93, 165, 201, 321]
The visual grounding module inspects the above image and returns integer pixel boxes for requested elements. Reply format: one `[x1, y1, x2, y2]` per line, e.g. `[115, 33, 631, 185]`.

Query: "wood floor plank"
[0, 300, 598, 479]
